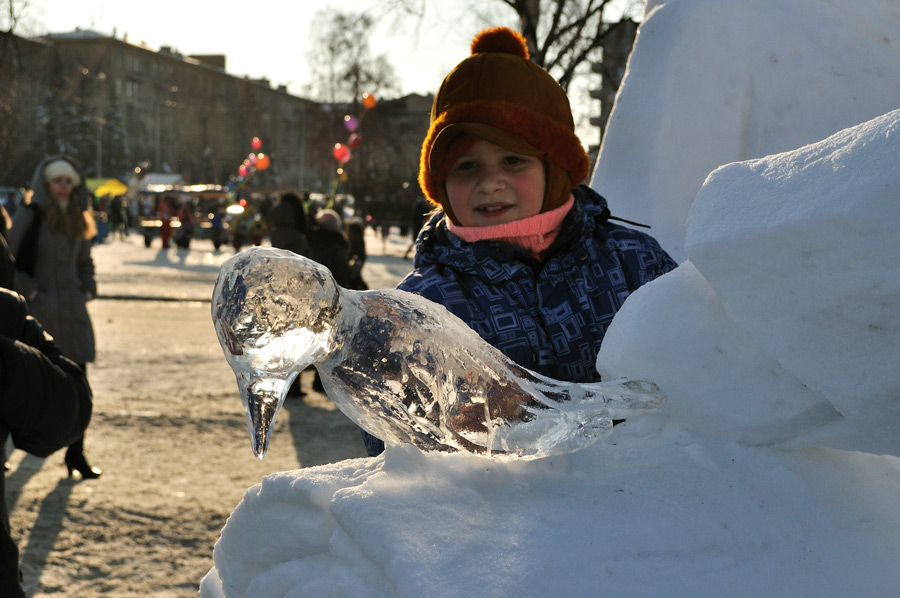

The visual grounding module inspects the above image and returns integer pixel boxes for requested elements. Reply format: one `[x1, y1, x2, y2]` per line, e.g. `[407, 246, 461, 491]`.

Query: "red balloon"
[348, 133, 363, 149]
[333, 143, 352, 164]
[251, 137, 262, 150]
[256, 153, 271, 171]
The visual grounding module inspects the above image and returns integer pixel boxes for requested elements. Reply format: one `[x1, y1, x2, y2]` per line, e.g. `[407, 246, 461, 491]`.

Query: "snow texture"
[592, 0, 900, 261]
[202, 0, 900, 595]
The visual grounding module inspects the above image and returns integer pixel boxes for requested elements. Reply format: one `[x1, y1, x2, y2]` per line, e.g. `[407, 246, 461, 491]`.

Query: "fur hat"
[315, 209, 343, 233]
[419, 27, 590, 224]
[43, 159, 82, 187]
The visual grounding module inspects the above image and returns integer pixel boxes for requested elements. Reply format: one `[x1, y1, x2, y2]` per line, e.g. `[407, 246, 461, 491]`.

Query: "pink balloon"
[343, 115, 359, 132]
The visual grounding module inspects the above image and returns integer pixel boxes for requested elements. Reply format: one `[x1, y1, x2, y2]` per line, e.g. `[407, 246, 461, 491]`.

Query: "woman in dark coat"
[6, 155, 102, 478]
[307, 209, 363, 289]
[267, 192, 310, 257]
[306, 209, 365, 393]
[0, 288, 93, 597]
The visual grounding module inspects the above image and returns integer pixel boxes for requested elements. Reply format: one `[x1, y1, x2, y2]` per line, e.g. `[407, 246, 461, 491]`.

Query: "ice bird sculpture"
[212, 247, 666, 460]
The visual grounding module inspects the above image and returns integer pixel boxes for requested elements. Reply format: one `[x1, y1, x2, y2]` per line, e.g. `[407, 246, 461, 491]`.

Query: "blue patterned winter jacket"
[397, 185, 678, 383]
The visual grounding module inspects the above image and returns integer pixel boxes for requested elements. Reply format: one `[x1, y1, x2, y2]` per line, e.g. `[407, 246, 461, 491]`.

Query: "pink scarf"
[448, 195, 574, 259]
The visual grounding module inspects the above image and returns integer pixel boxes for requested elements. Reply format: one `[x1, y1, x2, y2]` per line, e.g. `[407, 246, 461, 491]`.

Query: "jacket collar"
[411, 185, 610, 273]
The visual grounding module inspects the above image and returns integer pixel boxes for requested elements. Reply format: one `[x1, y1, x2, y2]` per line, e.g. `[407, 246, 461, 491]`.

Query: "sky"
[30, 0, 633, 147]
[198, 0, 900, 596]
[32, 0, 503, 99]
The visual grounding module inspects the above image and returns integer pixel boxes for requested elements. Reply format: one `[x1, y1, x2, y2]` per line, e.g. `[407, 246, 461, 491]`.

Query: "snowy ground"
[6, 228, 412, 597]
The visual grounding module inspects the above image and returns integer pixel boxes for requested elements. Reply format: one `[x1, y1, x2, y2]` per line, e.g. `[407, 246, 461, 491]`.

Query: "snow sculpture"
[211, 247, 666, 459]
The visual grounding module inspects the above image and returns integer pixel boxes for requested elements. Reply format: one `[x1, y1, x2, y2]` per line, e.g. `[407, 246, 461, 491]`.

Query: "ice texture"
[211, 247, 666, 459]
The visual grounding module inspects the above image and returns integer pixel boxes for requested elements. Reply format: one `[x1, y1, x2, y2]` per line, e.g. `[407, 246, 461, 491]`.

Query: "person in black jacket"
[0, 205, 13, 290]
[307, 209, 363, 289]
[307, 209, 365, 393]
[0, 288, 93, 597]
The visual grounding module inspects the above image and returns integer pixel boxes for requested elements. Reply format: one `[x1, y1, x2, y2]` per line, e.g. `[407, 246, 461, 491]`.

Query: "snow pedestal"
[201, 441, 900, 598]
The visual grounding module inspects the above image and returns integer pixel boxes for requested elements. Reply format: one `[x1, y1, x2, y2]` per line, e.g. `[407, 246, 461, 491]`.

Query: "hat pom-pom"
[471, 27, 530, 60]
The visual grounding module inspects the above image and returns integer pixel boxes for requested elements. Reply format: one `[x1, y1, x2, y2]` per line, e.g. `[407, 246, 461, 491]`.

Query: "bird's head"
[212, 246, 343, 457]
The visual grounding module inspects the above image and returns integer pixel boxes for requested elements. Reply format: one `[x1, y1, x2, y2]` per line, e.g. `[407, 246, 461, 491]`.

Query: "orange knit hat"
[419, 27, 590, 224]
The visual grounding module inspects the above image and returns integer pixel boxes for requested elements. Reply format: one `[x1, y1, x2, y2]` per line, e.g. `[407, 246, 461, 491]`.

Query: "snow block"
[591, 0, 900, 261]
[686, 109, 900, 455]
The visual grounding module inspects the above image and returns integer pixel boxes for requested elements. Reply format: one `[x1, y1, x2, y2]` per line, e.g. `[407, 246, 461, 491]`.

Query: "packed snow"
[201, 0, 900, 596]
[595, 0, 900, 262]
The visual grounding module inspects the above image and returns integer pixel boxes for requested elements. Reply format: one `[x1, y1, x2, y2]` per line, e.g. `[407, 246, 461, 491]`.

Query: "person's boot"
[65, 437, 102, 479]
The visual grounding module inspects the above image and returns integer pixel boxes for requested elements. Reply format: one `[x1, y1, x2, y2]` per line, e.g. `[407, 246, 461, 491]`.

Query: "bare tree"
[377, 0, 644, 146]
[0, 0, 41, 37]
[1, 0, 22, 33]
[306, 10, 401, 105]
[1, 0, 48, 185]
[380, 0, 645, 92]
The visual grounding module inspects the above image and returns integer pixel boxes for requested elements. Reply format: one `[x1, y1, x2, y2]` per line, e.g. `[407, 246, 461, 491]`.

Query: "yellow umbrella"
[91, 179, 129, 197]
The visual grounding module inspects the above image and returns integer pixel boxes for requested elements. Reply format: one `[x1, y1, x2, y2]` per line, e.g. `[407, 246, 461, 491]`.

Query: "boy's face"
[445, 139, 545, 227]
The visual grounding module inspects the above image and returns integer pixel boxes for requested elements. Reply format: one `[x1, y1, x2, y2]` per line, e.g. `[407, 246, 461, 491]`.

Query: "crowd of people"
[0, 25, 678, 597]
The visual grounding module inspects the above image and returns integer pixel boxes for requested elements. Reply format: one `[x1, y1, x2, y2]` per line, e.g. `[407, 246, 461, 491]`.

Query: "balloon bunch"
[330, 93, 377, 201]
[227, 136, 271, 193]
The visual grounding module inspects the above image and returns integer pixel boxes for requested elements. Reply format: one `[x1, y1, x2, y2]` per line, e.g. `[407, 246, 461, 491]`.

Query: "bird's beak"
[235, 370, 293, 459]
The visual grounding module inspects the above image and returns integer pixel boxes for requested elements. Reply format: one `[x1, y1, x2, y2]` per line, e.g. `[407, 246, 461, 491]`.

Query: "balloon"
[248, 153, 258, 164]
[362, 93, 377, 109]
[348, 133, 363, 149]
[343, 115, 359, 132]
[256, 153, 271, 171]
[333, 143, 352, 164]
[251, 137, 262, 150]
[238, 164, 249, 177]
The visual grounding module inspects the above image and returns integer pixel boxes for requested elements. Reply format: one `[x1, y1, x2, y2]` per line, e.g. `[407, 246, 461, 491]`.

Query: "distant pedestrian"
[403, 196, 432, 259]
[308, 209, 362, 289]
[307, 208, 364, 394]
[210, 207, 228, 251]
[248, 214, 268, 246]
[175, 200, 195, 249]
[158, 196, 175, 249]
[346, 217, 368, 290]
[268, 191, 310, 257]
[6, 155, 103, 479]
[108, 196, 128, 239]
[267, 191, 312, 397]
[0, 205, 13, 289]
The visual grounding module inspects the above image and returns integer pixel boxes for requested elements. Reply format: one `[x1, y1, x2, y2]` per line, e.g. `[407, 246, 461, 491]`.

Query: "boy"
[363, 27, 677, 456]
